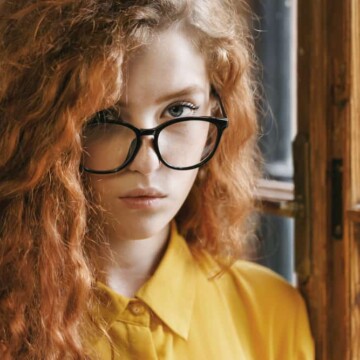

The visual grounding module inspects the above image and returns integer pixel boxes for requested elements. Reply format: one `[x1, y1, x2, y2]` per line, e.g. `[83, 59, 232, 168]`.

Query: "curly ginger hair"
[0, 0, 259, 358]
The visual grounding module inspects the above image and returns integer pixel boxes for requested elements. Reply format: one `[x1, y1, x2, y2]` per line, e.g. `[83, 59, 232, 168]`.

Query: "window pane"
[258, 215, 296, 284]
[253, 0, 297, 281]
[254, 0, 296, 181]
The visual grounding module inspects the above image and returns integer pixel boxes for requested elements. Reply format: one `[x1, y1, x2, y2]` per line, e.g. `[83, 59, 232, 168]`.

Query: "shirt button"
[128, 301, 146, 316]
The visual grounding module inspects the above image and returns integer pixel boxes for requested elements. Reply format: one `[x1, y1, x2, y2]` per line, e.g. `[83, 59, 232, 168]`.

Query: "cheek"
[173, 169, 199, 200]
[86, 175, 114, 204]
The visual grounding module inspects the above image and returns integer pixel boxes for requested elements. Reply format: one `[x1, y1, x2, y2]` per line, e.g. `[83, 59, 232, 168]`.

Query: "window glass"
[253, 0, 297, 281]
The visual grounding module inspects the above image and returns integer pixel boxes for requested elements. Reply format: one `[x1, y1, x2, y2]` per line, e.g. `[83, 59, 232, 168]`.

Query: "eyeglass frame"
[81, 90, 228, 174]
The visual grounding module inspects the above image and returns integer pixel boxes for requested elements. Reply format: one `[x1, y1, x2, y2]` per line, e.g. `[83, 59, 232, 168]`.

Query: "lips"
[120, 188, 166, 198]
[119, 188, 166, 209]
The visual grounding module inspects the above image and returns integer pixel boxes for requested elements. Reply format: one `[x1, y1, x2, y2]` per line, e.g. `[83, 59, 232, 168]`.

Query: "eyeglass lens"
[82, 120, 218, 172]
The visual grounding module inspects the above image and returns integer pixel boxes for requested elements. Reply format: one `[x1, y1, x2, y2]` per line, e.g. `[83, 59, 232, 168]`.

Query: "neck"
[105, 224, 170, 298]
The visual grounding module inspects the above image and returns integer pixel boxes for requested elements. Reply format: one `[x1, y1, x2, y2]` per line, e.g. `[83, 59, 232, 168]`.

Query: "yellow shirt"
[88, 225, 314, 359]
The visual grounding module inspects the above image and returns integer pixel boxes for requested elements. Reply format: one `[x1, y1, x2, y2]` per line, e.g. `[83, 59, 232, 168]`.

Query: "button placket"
[128, 301, 146, 316]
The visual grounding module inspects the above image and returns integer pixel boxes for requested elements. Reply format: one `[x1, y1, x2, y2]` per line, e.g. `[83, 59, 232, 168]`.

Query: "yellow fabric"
[88, 225, 314, 359]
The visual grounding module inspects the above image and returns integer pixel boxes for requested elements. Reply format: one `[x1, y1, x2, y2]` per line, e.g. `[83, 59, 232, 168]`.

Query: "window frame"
[257, 0, 360, 358]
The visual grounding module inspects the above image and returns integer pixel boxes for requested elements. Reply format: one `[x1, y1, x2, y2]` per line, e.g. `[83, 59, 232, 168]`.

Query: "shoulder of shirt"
[195, 250, 303, 308]
[230, 259, 299, 298]
[193, 253, 314, 357]
[231, 259, 291, 287]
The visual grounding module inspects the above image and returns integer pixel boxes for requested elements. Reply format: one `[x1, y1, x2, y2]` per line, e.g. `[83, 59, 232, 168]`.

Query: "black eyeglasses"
[81, 93, 228, 174]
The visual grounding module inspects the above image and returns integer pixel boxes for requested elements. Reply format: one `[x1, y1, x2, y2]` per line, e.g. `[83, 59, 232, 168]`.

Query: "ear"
[208, 86, 217, 116]
[210, 86, 227, 118]
[210, 98, 220, 117]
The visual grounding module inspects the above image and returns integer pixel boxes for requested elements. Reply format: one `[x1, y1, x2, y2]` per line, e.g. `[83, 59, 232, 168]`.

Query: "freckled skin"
[88, 27, 213, 243]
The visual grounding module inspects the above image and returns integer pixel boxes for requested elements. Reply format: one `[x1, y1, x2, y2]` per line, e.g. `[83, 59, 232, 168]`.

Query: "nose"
[127, 136, 161, 175]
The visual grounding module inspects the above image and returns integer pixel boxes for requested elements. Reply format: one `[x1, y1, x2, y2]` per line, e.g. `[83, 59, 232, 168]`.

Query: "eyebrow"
[117, 85, 208, 107]
[155, 85, 207, 104]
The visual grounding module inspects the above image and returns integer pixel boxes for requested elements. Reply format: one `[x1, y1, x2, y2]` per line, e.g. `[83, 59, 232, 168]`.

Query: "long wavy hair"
[0, 0, 259, 358]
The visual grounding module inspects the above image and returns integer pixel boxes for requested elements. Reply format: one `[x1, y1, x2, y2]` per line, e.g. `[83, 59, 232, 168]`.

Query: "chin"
[108, 214, 172, 241]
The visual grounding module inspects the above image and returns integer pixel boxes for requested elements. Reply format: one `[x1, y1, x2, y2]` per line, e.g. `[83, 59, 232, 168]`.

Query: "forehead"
[121, 27, 210, 104]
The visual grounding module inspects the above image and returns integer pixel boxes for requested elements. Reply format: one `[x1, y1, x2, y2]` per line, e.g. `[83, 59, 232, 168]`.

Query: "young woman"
[0, 0, 314, 359]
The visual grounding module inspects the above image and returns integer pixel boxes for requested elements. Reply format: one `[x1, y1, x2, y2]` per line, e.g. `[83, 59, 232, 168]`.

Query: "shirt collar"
[94, 222, 197, 340]
[136, 222, 197, 339]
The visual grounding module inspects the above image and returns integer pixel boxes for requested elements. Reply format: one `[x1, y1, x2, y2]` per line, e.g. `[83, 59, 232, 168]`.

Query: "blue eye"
[166, 102, 199, 118]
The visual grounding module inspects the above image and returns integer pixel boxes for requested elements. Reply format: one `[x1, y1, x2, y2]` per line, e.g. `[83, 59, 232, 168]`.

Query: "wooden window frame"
[258, 0, 360, 358]
[297, 1, 360, 358]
